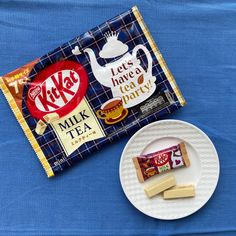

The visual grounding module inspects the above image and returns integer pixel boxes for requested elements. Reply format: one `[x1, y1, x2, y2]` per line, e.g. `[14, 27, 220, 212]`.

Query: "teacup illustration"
[96, 97, 128, 125]
[144, 167, 157, 177]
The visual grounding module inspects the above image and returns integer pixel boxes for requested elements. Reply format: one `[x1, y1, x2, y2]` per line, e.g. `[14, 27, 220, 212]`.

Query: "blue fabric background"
[0, 1, 235, 235]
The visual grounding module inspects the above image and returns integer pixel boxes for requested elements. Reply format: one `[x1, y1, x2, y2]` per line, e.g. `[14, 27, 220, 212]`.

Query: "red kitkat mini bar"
[133, 142, 190, 182]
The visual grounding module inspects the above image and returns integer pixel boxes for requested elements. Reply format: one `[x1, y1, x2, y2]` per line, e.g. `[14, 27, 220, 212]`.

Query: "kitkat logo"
[26, 61, 88, 120]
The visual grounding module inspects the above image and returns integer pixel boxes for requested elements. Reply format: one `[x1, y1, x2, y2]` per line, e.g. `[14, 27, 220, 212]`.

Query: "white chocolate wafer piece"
[144, 175, 176, 198]
[35, 120, 47, 135]
[43, 113, 59, 123]
[163, 185, 195, 199]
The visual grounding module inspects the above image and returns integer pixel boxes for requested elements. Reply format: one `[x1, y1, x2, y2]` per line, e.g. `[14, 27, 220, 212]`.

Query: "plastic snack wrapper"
[0, 6, 185, 177]
[133, 142, 190, 182]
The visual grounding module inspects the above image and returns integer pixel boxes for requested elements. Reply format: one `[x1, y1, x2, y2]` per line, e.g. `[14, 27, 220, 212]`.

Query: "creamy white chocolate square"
[35, 120, 47, 135]
[43, 113, 59, 123]
[163, 185, 195, 199]
[144, 175, 176, 198]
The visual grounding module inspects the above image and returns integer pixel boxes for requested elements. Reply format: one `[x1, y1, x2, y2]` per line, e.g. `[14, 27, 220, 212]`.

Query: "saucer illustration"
[104, 108, 128, 125]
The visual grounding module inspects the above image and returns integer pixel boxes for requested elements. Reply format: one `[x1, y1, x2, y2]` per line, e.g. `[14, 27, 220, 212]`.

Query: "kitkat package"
[0, 6, 186, 177]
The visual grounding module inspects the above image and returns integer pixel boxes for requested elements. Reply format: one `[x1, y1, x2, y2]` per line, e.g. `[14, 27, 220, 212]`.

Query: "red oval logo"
[154, 153, 169, 166]
[26, 61, 88, 120]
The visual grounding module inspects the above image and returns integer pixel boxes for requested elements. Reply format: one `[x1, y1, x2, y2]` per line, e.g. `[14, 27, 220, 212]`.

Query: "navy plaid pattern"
[21, 8, 183, 175]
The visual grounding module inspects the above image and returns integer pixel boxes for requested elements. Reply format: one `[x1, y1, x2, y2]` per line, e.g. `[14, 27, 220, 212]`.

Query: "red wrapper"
[133, 142, 190, 182]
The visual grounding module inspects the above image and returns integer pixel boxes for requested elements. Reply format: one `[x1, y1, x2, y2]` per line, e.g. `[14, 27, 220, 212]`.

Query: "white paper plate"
[119, 119, 220, 220]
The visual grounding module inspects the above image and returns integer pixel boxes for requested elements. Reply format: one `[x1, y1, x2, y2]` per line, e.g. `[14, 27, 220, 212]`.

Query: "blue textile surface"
[0, 0, 235, 235]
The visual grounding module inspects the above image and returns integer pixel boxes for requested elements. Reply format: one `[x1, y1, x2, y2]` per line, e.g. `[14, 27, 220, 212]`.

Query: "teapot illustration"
[84, 31, 156, 108]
